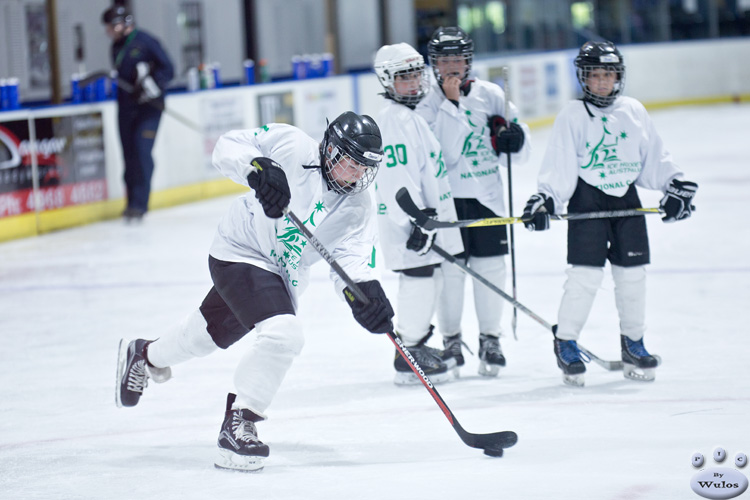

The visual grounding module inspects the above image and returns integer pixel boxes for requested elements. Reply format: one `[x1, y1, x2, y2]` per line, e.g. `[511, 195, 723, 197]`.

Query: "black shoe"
[115, 339, 171, 407]
[553, 337, 586, 387]
[478, 333, 506, 376]
[215, 393, 269, 472]
[122, 207, 145, 223]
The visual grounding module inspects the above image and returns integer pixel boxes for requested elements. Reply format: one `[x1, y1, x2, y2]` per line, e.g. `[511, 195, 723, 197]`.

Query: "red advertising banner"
[0, 112, 107, 218]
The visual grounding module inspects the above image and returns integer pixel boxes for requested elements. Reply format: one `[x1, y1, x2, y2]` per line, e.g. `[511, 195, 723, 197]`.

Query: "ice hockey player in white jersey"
[417, 27, 531, 377]
[522, 41, 698, 387]
[373, 43, 464, 385]
[115, 112, 394, 471]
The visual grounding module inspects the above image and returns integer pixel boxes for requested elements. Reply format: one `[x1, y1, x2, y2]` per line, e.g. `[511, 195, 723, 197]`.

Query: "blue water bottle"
[5, 78, 19, 109]
[0, 79, 7, 110]
[322, 53, 334, 77]
[94, 77, 107, 101]
[212, 63, 221, 88]
[71, 74, 82, 103]
[243, 59, 255, 85]
[292, 55, 303, 80]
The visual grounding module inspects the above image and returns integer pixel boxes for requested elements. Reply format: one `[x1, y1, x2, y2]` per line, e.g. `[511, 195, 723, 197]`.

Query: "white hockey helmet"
[374, 43, 429, 106]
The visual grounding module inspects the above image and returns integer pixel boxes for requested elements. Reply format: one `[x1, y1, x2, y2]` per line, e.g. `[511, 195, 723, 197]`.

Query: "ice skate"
[443, 333, 472, 377]
[115, 338, 172, 408]
[478, 334, 506, 377]
[394, 331, 456, 385]
[553, 338, 587, 387]
[215, 393, 269, 472]
[621, 335, 658, 382]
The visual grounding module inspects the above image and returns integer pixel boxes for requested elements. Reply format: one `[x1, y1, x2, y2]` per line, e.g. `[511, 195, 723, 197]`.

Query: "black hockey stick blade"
[282, 207, 517, 454]
[388, 332, 518, 451]
[396, 187, 520, 230]
[78, 69, 115, 88]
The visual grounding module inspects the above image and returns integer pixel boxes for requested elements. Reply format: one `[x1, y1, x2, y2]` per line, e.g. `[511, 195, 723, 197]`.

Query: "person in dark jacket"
[102, 5, 174, 221]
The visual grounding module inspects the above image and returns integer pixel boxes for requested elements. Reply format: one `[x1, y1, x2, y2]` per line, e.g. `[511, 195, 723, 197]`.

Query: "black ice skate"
[553, 337, 587, 387]
[394, 331, 456, 385]
[215, 393, 269, 472]
[621, 335, 658, 382]
[115, 338, 172, 408]
[478, 334, 506, 377]
[443, 333, 473, 376]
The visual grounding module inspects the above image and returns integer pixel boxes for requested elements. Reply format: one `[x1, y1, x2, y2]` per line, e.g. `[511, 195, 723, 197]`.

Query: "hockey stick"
[428, 243, 624, 371]
[396, 187, 662, 230]
[78, 69, 202, 134]
[283, 207, 518, 455]
[502, 66, 519, 341]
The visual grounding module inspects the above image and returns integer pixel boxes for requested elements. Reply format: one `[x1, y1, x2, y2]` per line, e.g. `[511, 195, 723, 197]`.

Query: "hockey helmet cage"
[374, 43, 430, 106]
[575, 41, 625, 107]
[102, 5, 134, 26]
[427, 26, 474, 86]
[321, 112, 383, 195]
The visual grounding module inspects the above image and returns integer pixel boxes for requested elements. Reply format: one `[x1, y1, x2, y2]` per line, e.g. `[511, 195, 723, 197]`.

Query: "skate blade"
[214, 448, 264, 472]
[562, 373, 585, 387]
[623, 363, 656, 382]
[394, 370, 453, 386]
[147, 365, 172, 384]
[115, 339, 128, 408]
[478, 361, 501, 377]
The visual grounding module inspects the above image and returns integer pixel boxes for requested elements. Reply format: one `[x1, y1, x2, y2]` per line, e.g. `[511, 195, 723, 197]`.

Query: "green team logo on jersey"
[271, 201, 326, 287]
[581, 116, 641, 190]
[460, 110, 495, 168]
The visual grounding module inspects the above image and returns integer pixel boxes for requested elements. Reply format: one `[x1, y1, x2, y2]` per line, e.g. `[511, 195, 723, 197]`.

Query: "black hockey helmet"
[101, 5, 134, 26]
[427, 26, 474, 86]
[574, 41, 625, 107]
[321, 112, 383, 195]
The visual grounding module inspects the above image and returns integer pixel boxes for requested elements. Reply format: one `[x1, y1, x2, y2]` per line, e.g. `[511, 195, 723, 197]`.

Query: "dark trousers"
[118, 106, 162, 212]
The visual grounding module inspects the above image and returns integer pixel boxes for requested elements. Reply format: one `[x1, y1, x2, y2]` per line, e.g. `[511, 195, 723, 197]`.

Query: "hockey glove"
[406, 208, 437, 256]
[247, 157, 291, 219]
[343, 280, 395, 334]
[660, 178, 698, 223]
[488, 115, 525, 155]
[135, 62, 161, 104]
[522, 193, 554, 231]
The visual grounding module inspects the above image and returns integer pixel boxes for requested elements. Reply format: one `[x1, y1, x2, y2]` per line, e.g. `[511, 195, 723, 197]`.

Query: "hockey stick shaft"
[429, 244, 623, 371]
[396, 186, 661, 230]
[502, 66, 519, 341]
[79, 69, 202, 134]
[283, 208, 517, 451]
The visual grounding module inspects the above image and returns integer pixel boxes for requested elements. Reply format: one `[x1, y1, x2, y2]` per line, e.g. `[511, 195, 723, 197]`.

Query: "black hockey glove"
[405, 208, 437, 256]
[247, 157, 291, 219]
[343, 280, 395, 334]
[522, 193, 554, 231]
[660, 178, 698, 223]
[489, 115, 525, 155]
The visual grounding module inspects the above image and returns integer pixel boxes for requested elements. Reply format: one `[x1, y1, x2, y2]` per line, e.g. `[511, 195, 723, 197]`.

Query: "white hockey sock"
[233, 314, 303, 416]
[612, 264, 647, 341]
[556, 265, 604, 341]
[469, 256, 506, 336]
[437, 261, 466, 337]
[147, 309, 218, 368]
[395, 270, 443, 345]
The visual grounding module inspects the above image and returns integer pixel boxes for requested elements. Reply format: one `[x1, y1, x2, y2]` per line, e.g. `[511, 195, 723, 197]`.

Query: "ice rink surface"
[1, 103, 748, 499]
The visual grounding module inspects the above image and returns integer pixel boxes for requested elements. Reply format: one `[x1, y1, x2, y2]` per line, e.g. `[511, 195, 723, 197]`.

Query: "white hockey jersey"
[417, 77, 531, 216]
[538, 96, 683, 213]
[209, 124, 379, 310]
[375, 99, 463, 271]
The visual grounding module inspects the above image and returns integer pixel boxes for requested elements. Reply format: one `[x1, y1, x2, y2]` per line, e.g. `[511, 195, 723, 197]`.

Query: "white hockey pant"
[438, 256, 506, 337]
[147, 309, 219, 368]
[233, 314, 304, 416]
[612, 264, 646, 341]
[395, 269, 443, 346]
